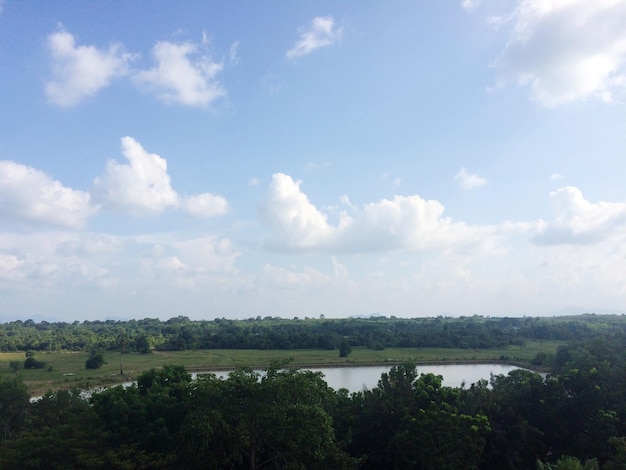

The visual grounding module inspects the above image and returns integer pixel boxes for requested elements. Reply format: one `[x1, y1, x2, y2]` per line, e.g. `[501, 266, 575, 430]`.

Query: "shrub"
[85, 351, 106, 369]
[23, 357, 46, 369]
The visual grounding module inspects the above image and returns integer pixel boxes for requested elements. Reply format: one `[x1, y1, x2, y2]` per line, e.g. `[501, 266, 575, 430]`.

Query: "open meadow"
[0, 340, 561, 396]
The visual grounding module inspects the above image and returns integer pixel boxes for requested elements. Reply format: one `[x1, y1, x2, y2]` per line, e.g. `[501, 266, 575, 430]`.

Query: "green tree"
[117, 328, 128, 375]
[180, 366, 353, 469]
[0, 376, 29, 440]
[339, 338, 352, 358]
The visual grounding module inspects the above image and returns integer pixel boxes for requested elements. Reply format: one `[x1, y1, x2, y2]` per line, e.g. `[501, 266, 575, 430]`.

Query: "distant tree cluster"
[0, 313, 621, 354]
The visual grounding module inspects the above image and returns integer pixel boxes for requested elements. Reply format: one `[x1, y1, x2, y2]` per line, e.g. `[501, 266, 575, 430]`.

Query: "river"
[199, 363, 525, 393]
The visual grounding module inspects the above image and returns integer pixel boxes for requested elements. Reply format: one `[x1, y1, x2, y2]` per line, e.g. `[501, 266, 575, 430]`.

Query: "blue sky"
[1, 0, 626, 321]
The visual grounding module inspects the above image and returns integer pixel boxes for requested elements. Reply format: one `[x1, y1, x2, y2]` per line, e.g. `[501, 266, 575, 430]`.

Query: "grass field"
[0, 340, 562, 396]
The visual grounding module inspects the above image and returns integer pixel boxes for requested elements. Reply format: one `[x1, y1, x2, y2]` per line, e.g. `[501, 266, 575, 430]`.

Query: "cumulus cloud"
[534, 186, 626, 245]
[492, 0, 626, 107]
[45, 29, 134, 107]
[260, 173, 507, 253]
[260, 173, 338, 248]
[286, 16, 342, 59]
[0, 161, 95, 228]
[91, 137, 228, 217]
[91, 137, 179, 214]
[134, 41, 225, 107]
[455, 168, 487, 190]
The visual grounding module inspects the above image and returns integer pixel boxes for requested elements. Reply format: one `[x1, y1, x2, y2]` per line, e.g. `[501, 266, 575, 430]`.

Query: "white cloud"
[454, 167, 487, 190]
[91, 136, 179, 214]
[45, 29, 133, 107]
[139, 235, 240, 288]
[88, 137, 229, 218]
[134, 41, 225, 107]
[260, 173, 338, 249]
[260, 173, 510, 254]
[182, 193, 229, 218]
[0, 161, 95, 228]
[549, 172, 563, 181]
[286, 16, 342, 59]
[534, 186, 626, 245]
[462, 0, 481, 11]
[0, 232, 120, 289]
[492, 0, 626, 107]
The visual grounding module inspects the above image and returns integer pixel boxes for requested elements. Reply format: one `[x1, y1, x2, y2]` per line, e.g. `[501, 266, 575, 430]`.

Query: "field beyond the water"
[0, 341, 560, 396]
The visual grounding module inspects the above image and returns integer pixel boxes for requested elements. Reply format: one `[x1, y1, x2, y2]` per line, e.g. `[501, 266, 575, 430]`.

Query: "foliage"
[0, 315, 626, 468]
[23, 356, 46, 369]
[0, 313, 622, 355]
[85, 350, 105, 369]
[339, 338, 352, 357]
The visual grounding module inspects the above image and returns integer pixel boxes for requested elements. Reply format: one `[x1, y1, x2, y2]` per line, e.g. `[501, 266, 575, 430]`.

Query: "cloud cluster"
[492, 0, 626, 107]
[0, 231, 239, 294]
[260, 173, 505, 254]
[0, 137, 227, 229]
[535, 186, 626, 245]
[286, 16, 342, 59]
[46, 30, 225, 108]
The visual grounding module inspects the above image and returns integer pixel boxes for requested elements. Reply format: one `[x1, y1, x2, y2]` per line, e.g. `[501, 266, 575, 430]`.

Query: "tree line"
[0, 313, 622, 353]
[2, 329, 626, 468]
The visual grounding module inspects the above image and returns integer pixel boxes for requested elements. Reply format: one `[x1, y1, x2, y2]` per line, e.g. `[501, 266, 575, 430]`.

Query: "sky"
[1, 0, 626, 321]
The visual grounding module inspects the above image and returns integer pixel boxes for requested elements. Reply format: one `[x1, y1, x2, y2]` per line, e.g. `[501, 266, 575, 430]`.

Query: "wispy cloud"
[286, 16, 342, 59]
[454, 168, 487, 190]
[462, 0, 481, 12]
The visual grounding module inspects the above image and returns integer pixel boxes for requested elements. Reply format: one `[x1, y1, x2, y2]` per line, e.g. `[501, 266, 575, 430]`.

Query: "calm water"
[33, 363, 526, 401]
[201, 363, 524, 393]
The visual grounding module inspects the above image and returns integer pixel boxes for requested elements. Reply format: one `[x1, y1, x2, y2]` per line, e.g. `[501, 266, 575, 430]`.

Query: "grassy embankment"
[0, 340, 561, 396]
